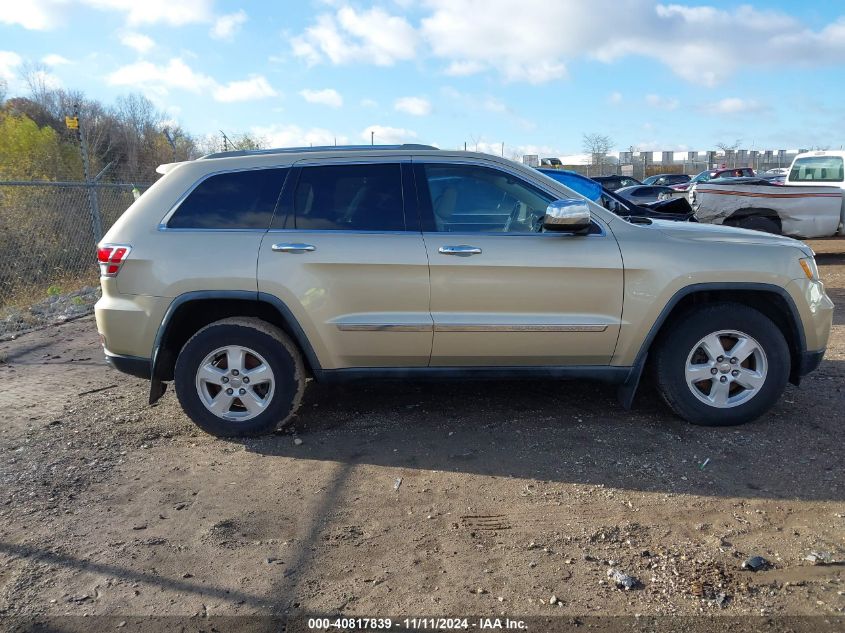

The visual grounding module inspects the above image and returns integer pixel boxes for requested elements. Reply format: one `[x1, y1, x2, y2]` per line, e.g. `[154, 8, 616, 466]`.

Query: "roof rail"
[199, 143, 439, 160]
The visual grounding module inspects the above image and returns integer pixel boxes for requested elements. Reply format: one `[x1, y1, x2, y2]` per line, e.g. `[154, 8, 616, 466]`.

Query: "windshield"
[691, 171, 711, 183]
[789, 156, 844, 182]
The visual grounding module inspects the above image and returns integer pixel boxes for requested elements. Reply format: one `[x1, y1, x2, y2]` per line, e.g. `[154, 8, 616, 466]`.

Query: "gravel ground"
[0, 242, 843, 632]
[0, 286, 100, 340]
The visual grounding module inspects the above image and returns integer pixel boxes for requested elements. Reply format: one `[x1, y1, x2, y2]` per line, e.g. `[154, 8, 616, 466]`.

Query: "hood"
[648, 219, 813, 256]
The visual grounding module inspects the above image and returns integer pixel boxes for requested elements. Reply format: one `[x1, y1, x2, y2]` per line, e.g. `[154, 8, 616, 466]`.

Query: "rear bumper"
[105, 352, 151, 380]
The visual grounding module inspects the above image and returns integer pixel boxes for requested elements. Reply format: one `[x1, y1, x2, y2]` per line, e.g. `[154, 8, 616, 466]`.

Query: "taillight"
[97, 244, 132, 277]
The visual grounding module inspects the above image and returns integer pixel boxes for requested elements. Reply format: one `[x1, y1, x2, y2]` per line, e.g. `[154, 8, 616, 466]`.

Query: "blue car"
[536, 168, 603, 202]
[536, 167, 695, 222]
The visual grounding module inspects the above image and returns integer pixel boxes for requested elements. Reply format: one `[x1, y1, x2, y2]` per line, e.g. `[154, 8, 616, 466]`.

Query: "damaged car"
[689, 151, 845, 238]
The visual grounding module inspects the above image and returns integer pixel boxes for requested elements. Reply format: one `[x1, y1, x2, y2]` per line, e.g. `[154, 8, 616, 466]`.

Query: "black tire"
[653, 303, 790, 426]
[734, 215, 781, 234]
[174, 317, 305, 437]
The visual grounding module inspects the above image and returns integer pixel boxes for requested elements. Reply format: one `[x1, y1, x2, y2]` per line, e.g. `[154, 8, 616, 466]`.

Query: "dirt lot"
[0, 242, 843, 632]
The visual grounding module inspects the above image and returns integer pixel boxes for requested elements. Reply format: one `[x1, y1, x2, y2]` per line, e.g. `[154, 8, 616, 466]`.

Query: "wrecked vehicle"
[537, 168, 694, 221]
[689, 151, 845, 238]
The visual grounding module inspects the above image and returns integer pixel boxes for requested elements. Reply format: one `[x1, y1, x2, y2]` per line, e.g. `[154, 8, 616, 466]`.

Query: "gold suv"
[94, 146, 833, 436]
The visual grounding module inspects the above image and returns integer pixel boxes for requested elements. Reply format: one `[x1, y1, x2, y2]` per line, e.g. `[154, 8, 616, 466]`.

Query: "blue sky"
[1, 0, 844, 159]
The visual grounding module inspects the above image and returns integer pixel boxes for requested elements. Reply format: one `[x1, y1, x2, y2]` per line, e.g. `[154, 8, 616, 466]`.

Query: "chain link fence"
[0, 181, 150, 339]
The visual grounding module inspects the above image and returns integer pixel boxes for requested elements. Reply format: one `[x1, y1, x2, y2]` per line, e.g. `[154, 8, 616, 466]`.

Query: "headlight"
[799, 257, 819, 280]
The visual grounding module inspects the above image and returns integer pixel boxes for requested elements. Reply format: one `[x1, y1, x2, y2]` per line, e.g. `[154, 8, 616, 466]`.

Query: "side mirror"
[543, 199, 592, 233]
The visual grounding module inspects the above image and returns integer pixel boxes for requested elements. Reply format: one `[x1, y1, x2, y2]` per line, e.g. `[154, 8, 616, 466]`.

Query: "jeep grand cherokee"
[94, 145, 833, 436]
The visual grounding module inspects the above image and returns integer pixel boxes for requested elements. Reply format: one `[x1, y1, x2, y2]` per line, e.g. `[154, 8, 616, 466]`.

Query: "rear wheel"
[174, 318, 305, 437]
[734, 215, 780, 234]
[653, 303, 790, 426]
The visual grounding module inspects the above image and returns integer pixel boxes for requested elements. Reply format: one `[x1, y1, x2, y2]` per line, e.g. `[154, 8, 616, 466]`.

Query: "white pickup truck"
[689, 151, 845, 238]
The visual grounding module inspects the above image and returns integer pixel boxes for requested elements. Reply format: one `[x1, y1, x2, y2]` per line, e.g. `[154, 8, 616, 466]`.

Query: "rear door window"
[168, 168, 288, 229]
[292, 163, 406, 231]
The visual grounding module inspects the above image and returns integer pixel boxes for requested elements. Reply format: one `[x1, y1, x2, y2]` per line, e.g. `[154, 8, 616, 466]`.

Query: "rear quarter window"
[167, 168, 289, 229]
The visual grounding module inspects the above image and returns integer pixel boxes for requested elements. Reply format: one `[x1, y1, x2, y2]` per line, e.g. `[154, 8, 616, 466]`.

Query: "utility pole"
[163, 127, 177, 163]
[501, 142, 504, 157]
[371, 130, 374, 146]
[72, 103, 103, 242]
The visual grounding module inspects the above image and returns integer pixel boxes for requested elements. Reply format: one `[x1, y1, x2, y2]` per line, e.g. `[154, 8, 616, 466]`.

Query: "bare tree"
[231, 132, 266, 151]
[582, 133, 614, 172]
[194, 131, 264, 156]
[0, 79, 7, 106]
[715, 139, 742, 167]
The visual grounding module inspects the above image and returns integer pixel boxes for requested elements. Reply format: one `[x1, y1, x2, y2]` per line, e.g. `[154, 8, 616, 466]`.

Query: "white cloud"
[473, 141, 508, 157]
[420, 2, 577, 83]
[0, 51, 24, 81]
[419, 0, 845, 85]
[253, 124, 349, 148]
[468, 139, 562, 161]
[360, 98, 378, 108]
[81, 0, 214, 26]
[300, 88, 343, 108]
[42, 53, 71, 66]
[444, 60, 485, 77]
[482, 96, 507, 113]
[608, 91, 623, 105]
[106, 58, 214, 94]
[120, 32, 155, 54]
[213, 76, 277, 103]
[0, 1, 63, 30]
[106, 57, 276, 102]
[291, 6, 418, 66]
[3, 0, 234, 31]
[30, 69, 63, 90]
[211, 10, 247, 41]
[645, 94, 680, 110]
[394, 96, 431, 116]
[705, 97, 768, 115]
[361, 125, 417, 145]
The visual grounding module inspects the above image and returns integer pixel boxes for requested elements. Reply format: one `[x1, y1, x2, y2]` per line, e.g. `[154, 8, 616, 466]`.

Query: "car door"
[639, 186, 658, 201]
[257, 159, 432, 370]
[415, 161, 624, 367]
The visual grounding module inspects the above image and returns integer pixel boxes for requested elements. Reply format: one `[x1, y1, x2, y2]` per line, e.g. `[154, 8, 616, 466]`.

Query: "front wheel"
[653, 303, 790, 426]
[174, 317, 306, 437]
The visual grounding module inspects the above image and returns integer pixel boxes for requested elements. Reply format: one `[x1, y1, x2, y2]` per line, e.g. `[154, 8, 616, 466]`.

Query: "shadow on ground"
[232, 358, 844, 502]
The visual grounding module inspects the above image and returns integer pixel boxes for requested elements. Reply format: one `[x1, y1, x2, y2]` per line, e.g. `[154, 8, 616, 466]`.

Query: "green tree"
[0, 111, 81, 180]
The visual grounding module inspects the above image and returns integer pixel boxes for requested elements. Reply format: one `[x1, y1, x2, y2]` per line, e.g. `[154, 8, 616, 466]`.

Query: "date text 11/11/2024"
[306, 617, 528, 630]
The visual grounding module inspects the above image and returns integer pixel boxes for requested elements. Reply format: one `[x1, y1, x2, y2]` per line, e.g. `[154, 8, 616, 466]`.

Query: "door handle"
[272, 243, 316, 253]
[438, 245, 482, 256]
